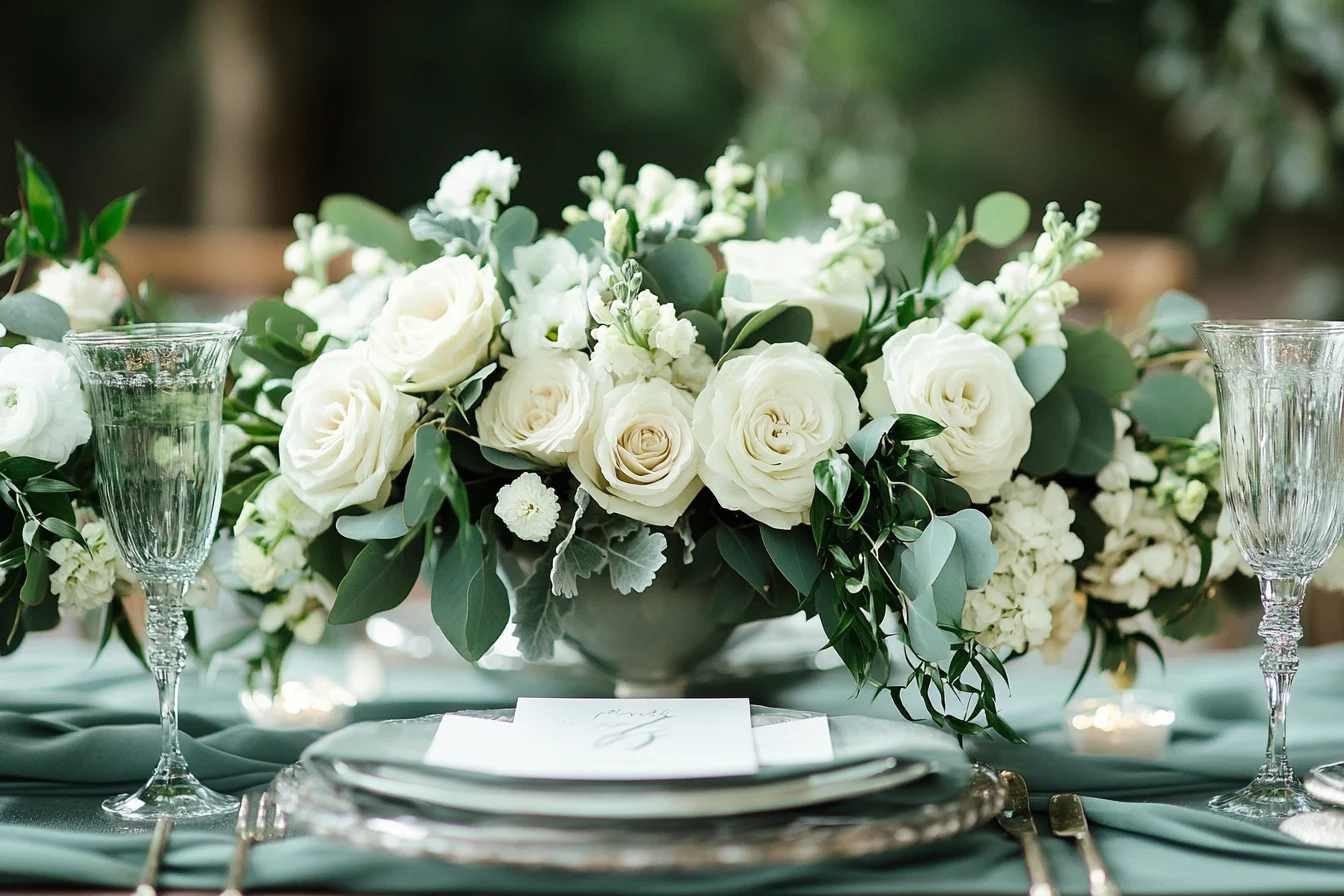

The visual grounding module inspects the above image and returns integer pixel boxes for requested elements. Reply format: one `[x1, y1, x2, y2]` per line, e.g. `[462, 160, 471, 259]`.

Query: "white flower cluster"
[33, 259, 125, 331]
[505, 237, 601, 357]
[588, 261, 710, 390]
[1082, 413, 1202, 610]
[430, 149, 520, 221]
[963, 476, 1085, 660]
[231, 477, 332, 594]
[49, 511, 127, 613]
[282, 214, 408, 344]
[721, 190, 896, 351]
[940, 202, 1100, 359]
[561, 147, 759, 244]
[0, 343, 92, 466]
[258, 571, 338, 645]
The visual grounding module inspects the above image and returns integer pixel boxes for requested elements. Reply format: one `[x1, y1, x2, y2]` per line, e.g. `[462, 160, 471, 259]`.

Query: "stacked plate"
[1279, 763, 1344, 847]
[273, 706, 1005, 870]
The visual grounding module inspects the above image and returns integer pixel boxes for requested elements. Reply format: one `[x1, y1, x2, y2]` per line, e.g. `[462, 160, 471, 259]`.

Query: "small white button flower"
[495, 473, 561, 542]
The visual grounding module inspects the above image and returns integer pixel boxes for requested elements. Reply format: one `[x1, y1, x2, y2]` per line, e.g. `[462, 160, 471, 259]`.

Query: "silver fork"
[221, 792, 287, 896]
[133, 818, 173, 896]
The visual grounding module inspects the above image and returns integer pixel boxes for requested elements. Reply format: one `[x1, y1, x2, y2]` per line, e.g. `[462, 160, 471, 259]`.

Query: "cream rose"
[861, 318, 1034, 503]
[719, 238, 875, 351]
[367, 254, 504, 392]
[569, 378, 702, 527]
[278, 343, 422, 515]
[476, 352, 599, 465]
[694, 343, 860, 529]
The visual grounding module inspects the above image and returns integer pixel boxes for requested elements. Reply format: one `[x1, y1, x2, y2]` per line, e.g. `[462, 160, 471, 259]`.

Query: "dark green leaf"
[431, 524, 510, 662]
[19, 545, 47, 606]
[403, 425, 448, 528]
[712, 569, 756, 622]
[889, 414, 946, 443]
[0, 292, 71, 341]
[722, 304, 813, 359]
[760, 525, 822, 596]
[1065, 386, 1117, 476]
[40, 517, 85, 547]
[0, 454, 57, 481]
[22, 477, 78, 494]
[1019, 384, 1080, 477]
[1061, 326, 1137, 400]
[1129, 372, 1214, 441]
[17, 143, 66, 252]
[491, 206, 538, 273]
[336, 503, 411, 541]
[815, 450, 852, 512]
[23, 594, 60, 632]
[245, 299, 317, 347]
[327, 536, 424, 624]
[221, 471, 272, 516]
[642, 239, 717, 312]
[716, 525, 771, 596]
[681, 309, 723, 360]
[1014, 345, 1067, 402]
[91, 190, 142, 245]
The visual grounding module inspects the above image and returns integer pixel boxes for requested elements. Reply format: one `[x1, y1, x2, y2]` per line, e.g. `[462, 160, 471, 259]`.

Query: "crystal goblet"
[1196, 319, 1344, 819]
[64, 322, 242, 820]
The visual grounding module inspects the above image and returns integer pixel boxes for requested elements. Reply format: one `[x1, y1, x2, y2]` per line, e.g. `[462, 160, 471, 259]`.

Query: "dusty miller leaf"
[551, 490, 607, 597]
[607, 528, 668, 594]
[511, 550, 573, 662]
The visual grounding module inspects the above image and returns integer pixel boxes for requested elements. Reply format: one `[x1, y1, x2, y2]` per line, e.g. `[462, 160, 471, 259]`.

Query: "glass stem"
[143, 578, 192, 779]
[1257, 576, 1308, 785]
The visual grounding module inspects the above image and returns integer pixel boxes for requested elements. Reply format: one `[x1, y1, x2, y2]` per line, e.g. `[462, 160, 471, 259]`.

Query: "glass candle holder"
[1066, 691, 1176, 759]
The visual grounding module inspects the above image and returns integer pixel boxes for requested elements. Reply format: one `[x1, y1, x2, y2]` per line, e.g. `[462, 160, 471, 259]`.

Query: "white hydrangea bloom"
[49, 518, 122, 613]
[232, 476, 325, 594]
[496, 473, 561, 542]
[1096, 411, 1158, 492]
[962, 476, 1085, 656]
[431, 149, 520, 220]
[1082, 487, 1201, 610]
[258, 572, 337, 645]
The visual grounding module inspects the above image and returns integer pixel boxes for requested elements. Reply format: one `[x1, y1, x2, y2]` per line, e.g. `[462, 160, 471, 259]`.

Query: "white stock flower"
[476, 353, 599, 465]
[604, 208, 632, 257]
[496, 473, 562, 542]
[569, 378, 702, 527]
[628, 164, 704, 232]
[1083, 487, 1201, 610]
[33, 260, 125, 331]
[286, 274, 400, 343]
[0, 344, 92, 465]
[962, 476, 1084, 656]
[259, 572, 337, 645]
[719, 238, 876, 351]
[255, 476, 332, 539]
[861, 319, 1034, 503]
[367, 254, 504, 392]
[431, 149, 520, 220]
[694, 343, 860, 529]
[50, 518, 121, 613]
[185, 566, 220, 611]
[279, 343, 421, 515]
[1096, 411, 1158, 491]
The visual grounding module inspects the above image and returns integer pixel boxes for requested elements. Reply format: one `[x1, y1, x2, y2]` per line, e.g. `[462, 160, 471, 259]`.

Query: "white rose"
[476, 353, 599, 465]
[33, 260, 125, 331]
[367, 255, 504, 392]
[861, 318, 1034, 503]
[569, 378, 702, 527]
[432, 149, 520, 220]
[694, 343, 860, 529]
[720, 238, 874, 351]
[0, 344, 92, 465]
[278, 343, 421, 515]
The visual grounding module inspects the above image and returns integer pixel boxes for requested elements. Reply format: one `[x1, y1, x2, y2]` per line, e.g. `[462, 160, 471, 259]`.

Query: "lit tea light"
[240, 677, 357, 730]
[1066, 692, 1176, 759]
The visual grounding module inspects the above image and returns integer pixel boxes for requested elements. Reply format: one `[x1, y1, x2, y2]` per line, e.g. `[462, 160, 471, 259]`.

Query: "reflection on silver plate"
[365, 603, 842, 680]
[273, 761, 1004, 870]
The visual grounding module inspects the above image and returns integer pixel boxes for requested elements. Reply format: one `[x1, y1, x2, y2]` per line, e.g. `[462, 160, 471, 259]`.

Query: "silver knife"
[997, 771, 1059, 896]
[1050, 793, 1120, 896]
[133, 818, 173, 896]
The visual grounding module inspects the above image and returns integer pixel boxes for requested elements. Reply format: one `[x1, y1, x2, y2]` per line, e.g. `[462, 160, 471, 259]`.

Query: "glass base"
[102, 767, 239, 821]
[1209, 775, 1323, 819]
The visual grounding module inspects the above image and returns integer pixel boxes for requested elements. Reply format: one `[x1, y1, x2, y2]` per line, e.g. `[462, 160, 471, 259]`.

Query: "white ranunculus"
[694, 343, 860, 529]
[432, 149, 520, 220]
[476, 353, 598, 465]
[569, 378, 702, 527]
[278, 343, 422, 515]
[861, 318, 1034, 503]
[719, 238, 875, 351]
[33, 260, 125, 331]
[367, 254, 504, 392]
[0, 344, 92, 465]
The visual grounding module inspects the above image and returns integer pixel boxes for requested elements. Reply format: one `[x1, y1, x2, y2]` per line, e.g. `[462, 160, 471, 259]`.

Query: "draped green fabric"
[4, 638, 1344, 893]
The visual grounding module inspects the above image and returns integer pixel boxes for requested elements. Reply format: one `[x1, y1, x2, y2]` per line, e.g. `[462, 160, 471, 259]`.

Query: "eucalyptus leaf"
[246, 299, 317, 347]
[942, 509, 997, 588]
[716, 526, 771, 596]
[907, 597, 956, 664]
[1061, 326, 1137, 400]
[335, 503, 411, 541]
[492, 206, 538, 273]
[510, 550, 572, 662]
[642, 239, 717, 312]
[1019, 385, 1081, 477]
[1014, 345, 1067, 402]
[431, 525, 510, 662]
[1065, 386, 1117, 475]
[18, 545, 47, 606]
[0, 292, 70, 341]
[760, 525, 821, 596]
[327, 537, 424, 624]
[607, 528, 668, 594]
[681, 309, 723, 360]
[1149, 290, 1208, 345]
[403, 425, 448, 528]
[563, 220, 605, 253]
[972, 192, 1031, 249]
[1129, 372, 1215, 441]
[320, 194, 439, 264]
[898, 518, 956, 598]
[930, 546, 968, 626]
[453, 363, 497, 411]
[849, 416, 896, 465]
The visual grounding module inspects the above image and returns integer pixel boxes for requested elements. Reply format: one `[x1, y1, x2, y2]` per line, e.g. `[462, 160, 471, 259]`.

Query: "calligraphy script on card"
[507, 697, 760, 780]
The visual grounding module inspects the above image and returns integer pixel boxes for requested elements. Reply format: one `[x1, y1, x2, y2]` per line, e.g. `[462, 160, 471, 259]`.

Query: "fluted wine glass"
[1196, 319, 1344, 819]
[64, 323, 242, 820]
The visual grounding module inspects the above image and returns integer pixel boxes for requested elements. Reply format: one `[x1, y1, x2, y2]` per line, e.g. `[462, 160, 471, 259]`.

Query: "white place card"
[507, 697, 759, 780]
[752, 715, 834, 766]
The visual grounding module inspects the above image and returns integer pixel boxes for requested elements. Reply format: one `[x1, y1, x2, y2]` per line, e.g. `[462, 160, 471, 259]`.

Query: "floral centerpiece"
[0, 144, 217, 662]
[213, 145, 1254, 736]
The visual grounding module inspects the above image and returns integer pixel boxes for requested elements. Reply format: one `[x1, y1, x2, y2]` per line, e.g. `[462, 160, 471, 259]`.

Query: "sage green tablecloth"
[5, 638, 1344, 893]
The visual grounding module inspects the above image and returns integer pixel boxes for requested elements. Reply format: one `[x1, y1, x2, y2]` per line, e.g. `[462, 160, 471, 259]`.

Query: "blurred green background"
[5, 0, 1344, 311]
